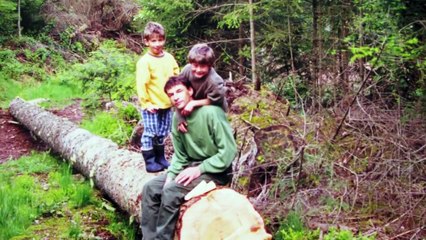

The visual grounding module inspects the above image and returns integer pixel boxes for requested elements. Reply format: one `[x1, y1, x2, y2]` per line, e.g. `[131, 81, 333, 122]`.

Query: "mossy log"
[9, 97, 271, 239]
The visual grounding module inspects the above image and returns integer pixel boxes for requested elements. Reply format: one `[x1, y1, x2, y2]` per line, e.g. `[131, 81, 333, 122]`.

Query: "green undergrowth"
[232, 87, 290, 129]
[6, 78, 82, 109]
[0, 152, 138, 239]
[275, 212, 375, 240]
[0, 37, 82, 109]
[81, 103, 140, 146]
[1, 37, 137, 110]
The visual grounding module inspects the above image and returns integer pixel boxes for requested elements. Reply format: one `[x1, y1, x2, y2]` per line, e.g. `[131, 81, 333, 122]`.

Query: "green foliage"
[0, 75, 81, 109]
[71, 184, 93, 208]
[279, 211, 305, 232]
[324, 228, 375, 240]
[275, 211, 319, 240]
[67, 215, 83, 239]
[58, 26, 87, 54]
[105, 212, 138, 240]
[134, 0, 193, 38]
[0, 174, 38, 239]
[116, 102, 141, 122]
[70, 40, 137, 108]
[267, 75, 309, 108]
[81, 111, 134, 145]
[0, 37, 80, 108]
[275, 212, 375, 240]
[0, 0, 45, 37]
[277, 228, 320, 240]
[0, 78, 22, 108]
[0, 0, 17, 36]
[1, 151, 57, 175]
[346, 0, 426, 110]
[0, 153, 63, 239]
[0, 152, 138, 239]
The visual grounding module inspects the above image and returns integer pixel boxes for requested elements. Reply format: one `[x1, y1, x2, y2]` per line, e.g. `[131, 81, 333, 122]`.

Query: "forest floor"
[0, 101, 84, 163]
[0, 101, 124, 238]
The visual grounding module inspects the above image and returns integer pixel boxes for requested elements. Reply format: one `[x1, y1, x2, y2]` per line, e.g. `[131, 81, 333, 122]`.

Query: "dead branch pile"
[333, 97, 426, 238]
[228, 81, 425, 239]
[40, 0, 141, 51]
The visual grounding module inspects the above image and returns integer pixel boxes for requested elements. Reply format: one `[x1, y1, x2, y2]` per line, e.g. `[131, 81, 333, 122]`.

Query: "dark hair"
[187, 43, 215, 66]
[164, 75, 191, 93]
[143, 22, 165, 41]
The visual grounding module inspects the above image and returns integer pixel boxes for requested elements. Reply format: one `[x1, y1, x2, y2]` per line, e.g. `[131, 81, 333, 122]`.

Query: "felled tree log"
[9, 97, 154, 221]
[9, 97, 271, 239]
[177, 188, 271, 240]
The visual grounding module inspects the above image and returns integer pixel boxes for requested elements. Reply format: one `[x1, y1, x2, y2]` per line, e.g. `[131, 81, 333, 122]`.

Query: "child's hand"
[178, 121, 188, 133]
[181, 101, 195, 117]
[146, 106, 158, 113]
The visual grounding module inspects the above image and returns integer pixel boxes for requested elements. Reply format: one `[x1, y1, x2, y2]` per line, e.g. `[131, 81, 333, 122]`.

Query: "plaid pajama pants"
[140, 108, 173, 150]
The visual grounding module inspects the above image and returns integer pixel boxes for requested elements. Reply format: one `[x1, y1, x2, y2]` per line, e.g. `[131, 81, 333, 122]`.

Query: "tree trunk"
[312, 0, 321, 109]
[17, 0, 22, 38]
[287, 0, 295, 73]
[9, 97, 154, 221]
[238, 24, 246, 77]
[9, 98, 271, 239]
[340, 0, 351, 90]
[249, 0, 260, 91]
[312, 0, 319, 83]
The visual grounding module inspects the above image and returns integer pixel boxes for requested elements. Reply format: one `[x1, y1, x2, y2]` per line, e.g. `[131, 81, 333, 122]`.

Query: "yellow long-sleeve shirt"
[136, 51, 179, 109]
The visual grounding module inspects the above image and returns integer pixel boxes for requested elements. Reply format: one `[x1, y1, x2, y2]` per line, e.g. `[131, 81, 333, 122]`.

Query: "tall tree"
[311, 0, 321, 104]
[249, 0, 259, 90]
[17, 0, 21, 38]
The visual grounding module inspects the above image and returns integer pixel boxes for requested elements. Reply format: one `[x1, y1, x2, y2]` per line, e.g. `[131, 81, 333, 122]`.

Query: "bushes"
[69, 40, 138, 109]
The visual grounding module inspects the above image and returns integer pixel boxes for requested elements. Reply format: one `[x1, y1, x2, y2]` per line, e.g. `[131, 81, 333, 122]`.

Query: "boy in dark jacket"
[177, 43, 227, 132]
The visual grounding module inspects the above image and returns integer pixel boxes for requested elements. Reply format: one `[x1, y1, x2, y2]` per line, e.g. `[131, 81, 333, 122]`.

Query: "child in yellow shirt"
[136, 22, 179, 172]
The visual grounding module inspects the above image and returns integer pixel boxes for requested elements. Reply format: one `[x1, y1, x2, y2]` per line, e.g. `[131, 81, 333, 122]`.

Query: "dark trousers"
[140, 170, 231, 240]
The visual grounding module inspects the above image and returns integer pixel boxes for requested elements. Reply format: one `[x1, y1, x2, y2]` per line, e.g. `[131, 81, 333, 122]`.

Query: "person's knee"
[142, 179, 161, 197]
[162, 184, 185, 207]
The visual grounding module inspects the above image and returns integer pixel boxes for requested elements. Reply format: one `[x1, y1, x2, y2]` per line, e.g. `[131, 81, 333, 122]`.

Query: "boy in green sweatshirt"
[140, 75, 237, 240]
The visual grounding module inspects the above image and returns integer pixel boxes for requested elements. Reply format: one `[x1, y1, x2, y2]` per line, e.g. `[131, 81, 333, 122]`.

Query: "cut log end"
[176, 188, 272, 240]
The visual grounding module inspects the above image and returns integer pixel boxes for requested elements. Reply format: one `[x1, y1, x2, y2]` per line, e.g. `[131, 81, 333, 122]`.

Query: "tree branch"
[332, 38, 389, 141]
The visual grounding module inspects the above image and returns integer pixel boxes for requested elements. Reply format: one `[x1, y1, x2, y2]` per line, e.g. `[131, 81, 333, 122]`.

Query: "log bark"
[9, 98, 271, 239]
[9, 97, 154, 221]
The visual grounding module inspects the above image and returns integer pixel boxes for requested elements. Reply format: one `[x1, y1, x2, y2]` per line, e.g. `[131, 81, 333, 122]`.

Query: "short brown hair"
[187, 43, 215, 66]
[143, 22, 165, 41]
[164, 75, 191, 93]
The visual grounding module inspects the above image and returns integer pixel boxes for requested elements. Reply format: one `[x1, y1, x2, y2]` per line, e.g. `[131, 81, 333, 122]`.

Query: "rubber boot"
[153, 136, 170, 168]
[142, 149, 164, 173]
[153, 143, 170, 169]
